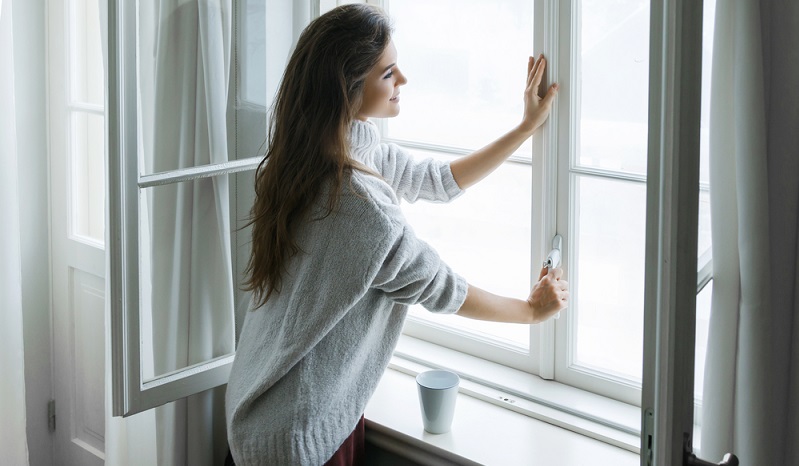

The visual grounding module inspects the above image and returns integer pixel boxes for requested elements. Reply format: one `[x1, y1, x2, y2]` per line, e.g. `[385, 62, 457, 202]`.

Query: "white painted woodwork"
[48, 0, 107, 463]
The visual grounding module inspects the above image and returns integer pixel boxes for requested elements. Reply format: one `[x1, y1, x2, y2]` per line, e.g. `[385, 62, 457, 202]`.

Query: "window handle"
[686, 452, 739, 466]
[543, 234, 563, 319]
[683, 431, 739, 466]
[543, 234, 562, 269]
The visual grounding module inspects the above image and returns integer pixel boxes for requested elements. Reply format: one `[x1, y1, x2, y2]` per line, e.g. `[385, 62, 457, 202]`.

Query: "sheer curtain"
[0, 0, 30, 464]
[141, 1, 234, 465]
[102, 1, 234, 464]
[701, 1, 799, 464]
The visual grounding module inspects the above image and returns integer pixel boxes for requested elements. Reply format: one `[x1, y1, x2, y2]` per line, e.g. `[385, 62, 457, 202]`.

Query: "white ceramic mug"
[416, 370, 459, 434]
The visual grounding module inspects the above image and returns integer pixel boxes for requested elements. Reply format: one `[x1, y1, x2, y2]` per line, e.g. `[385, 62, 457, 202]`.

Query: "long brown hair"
[243, 4, 392, 307]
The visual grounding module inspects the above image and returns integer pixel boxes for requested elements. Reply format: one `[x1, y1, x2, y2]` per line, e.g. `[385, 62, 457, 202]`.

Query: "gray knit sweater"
[225, 120, 468, 465]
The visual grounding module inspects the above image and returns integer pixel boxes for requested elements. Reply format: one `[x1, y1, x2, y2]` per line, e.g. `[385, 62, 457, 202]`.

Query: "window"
[69, 0, 105, 245]
[111, 0, 715, 428]
[364, 0, 716, 407]
[111, 0, 267, 415]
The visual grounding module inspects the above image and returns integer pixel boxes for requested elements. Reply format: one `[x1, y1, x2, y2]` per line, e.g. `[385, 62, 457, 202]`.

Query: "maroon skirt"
[324, 415, 365, 466]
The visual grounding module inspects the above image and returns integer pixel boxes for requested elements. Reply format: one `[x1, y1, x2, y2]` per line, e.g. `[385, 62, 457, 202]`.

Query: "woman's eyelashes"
[382, 70, 394, 79]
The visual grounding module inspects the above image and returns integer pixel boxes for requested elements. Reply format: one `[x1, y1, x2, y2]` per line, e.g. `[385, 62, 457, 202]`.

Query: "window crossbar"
[137, 156, 262, 188]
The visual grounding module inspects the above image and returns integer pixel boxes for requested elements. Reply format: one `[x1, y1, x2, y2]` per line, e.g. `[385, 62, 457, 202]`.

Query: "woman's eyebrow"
[382, 63, 396, 73]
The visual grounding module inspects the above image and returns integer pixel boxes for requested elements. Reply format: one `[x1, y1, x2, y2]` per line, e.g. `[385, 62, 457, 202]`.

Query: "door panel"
[49, 0, 108, 463]
[66, 269, 106, 459]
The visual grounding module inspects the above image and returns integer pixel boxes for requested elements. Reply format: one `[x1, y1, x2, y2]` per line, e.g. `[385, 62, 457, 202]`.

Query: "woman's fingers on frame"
[527, 54, 543, 86]
[542, 82, 559, 106]
[527, 57, 536, 87]
[533, 55, 546, 88]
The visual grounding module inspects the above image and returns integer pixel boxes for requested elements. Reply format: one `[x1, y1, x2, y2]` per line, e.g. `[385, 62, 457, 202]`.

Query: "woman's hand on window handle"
[449, 54, 558, 190]
[455, 266, 568, 324]
[528, 266, 569, 322]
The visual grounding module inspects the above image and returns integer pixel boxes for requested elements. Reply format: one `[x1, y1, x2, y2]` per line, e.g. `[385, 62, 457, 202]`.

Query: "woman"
[225, 4, 567, 465]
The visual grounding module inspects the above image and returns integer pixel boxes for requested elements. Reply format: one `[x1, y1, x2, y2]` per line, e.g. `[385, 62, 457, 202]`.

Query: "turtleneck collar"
[349, 119, 381, 166]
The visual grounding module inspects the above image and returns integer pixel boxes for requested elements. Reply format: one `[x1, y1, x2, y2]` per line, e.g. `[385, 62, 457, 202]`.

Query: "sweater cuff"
[431, 273, 469, 315]
[442, 162, 465, 201]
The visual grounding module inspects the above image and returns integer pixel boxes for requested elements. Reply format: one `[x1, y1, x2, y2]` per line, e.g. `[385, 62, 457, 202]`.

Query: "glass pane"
[697, 0, 716, 263]
[240, 0, 266, 107]
[70, 0, 104, 106]
[694, 280, 712, 400]
[572, 175, 647, 381]
[71, 111, 105, 243]
[386, 0, 534, 155]
[139, 175, 238, 381]
[694, 0, 717, 451]
[698, 189, 711, 260]
[405, 153, 531, 349]
[136, 0, 259, 175]
[578, 0, 650, 175]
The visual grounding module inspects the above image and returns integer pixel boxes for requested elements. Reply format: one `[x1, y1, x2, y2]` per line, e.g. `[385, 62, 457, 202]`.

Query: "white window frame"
[108, 4, 712, 451]
[67, 0, 106, 249]
[551, 0, 644, 405]
[363, 0, 553, 378]
[109, 0, 274, 416]
[369, 0, 647, 403]
[371, 0, 713, 411]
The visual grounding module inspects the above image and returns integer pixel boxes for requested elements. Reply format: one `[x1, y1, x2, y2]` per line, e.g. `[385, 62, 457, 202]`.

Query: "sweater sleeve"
[370, 221, 468, 314]
[374, 142, 463, 203]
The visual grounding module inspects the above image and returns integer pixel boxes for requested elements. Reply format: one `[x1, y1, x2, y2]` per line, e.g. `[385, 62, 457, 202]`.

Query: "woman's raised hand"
[528, 266, 569, 322]
[520, 54, 559, 135]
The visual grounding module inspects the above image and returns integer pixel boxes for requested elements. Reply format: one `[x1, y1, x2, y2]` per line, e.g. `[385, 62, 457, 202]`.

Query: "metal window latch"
[686, 453, 739, 466]
[685, 433, 739, 466]
[543, 234, 562, 269]
[543, 234, 563, 320]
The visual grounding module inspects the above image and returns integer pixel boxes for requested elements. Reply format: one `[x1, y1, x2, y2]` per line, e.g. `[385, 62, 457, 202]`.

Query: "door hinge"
[48, 399, 56, 433]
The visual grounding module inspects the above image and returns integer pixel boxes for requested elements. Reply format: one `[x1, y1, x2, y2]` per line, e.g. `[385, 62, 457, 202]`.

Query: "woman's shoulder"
[338, 170, 406, 229]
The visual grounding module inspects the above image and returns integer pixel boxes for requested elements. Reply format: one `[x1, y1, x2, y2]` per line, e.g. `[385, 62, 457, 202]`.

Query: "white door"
[48, 0, 107, 464]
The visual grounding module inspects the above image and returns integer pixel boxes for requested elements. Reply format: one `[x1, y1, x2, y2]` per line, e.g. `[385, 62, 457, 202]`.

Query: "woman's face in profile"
[356, 40, 407, 121]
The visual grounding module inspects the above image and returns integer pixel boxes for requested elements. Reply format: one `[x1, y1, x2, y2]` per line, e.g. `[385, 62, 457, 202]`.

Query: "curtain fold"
[0, 0, 30, 464]
[701, 1, 799, 464]
[144, 1, 234, 465]
[763, 0, 799, 462]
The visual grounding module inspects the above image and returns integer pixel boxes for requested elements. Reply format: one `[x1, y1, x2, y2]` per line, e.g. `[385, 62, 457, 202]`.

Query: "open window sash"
[108, 0, 276, 417]
[641, 1, 736, 465]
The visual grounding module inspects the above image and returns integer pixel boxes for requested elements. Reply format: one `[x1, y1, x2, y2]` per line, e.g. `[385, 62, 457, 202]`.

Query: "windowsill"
[363, 336, 641, 465]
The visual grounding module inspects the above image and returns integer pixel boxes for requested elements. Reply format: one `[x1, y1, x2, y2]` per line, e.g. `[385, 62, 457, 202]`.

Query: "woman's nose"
[397, 68, 408, 86]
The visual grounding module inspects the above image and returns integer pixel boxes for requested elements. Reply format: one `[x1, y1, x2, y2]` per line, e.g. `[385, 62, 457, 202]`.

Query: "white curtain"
[140, 1, 234, 465]
[0, 0, 30, 464]
[701, 1, 799, 464]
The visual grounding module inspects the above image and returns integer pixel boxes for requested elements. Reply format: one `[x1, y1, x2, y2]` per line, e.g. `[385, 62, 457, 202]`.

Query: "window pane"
[405, 154, 531, 349]
[139, 175, 237, 381]
[71, 111, 105, 243]
[70, 0, 104, 106]
[240, 0, 266, 107]
[136, 0, 242, 175]
[386, 0, 533, 154]
[697, 0, 716, 262]
[698, 189, 711, 260]
[572, 175, 646, 381]
[694, 280, 712, 399]
[578, 0, 650, 175]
